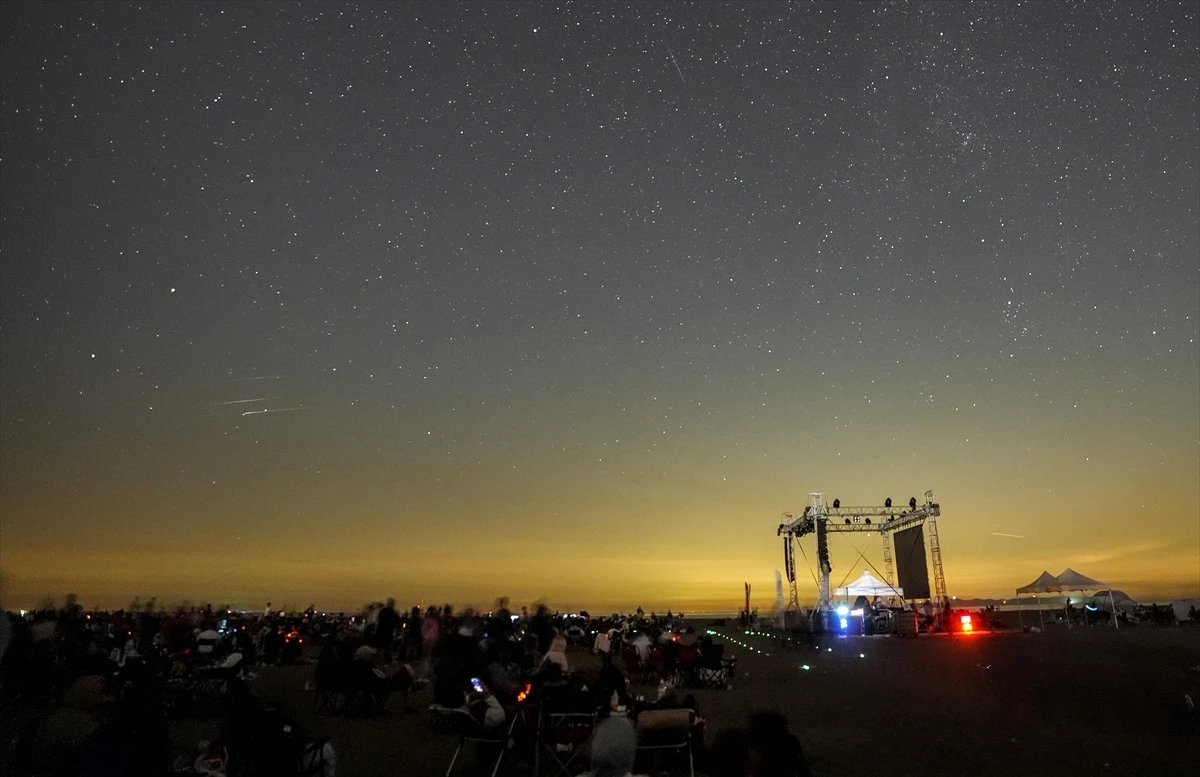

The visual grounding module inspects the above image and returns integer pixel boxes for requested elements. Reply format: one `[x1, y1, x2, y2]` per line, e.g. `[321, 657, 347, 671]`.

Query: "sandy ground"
[162, 622, 1200, 776]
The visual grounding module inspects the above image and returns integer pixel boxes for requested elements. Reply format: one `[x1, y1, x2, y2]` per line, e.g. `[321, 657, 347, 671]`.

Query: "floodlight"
[909, 496, 917, 510]
[885, 497, 892, 508]
[833, 498, 840, 508]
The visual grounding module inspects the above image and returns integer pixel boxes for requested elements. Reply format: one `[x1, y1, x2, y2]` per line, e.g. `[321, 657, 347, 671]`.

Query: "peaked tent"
[1053, 568, 1118, 629]
[1054, 568, 1108, 590]
[1017, 571, 1059, 594]
[835, 570, 903, 599]
[1014, 569, 1119, 629]
[1015, 570, 1058, 629]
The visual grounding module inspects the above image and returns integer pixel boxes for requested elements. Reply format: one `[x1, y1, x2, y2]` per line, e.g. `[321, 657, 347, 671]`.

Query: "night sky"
[2, 2, 1197, 613]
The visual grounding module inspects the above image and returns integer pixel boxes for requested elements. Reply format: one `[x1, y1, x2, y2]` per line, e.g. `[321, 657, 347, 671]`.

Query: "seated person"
[195, 625, 223, 661]
[484, 650, 522, 703]
[29, 675, 107, 774]
[582, 717, 639, 777]
[468, 679, 507, 729]
[594, 652, 628, 708]
[433, 663, 468, 709]
[747, 710, 811, 777]
[354, 642, 381, 663]
[541, 636, 569, 673]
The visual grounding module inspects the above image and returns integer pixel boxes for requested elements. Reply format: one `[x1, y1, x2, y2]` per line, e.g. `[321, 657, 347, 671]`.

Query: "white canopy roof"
[835, 570, 903, 598]
[1017, 570, 1059, 594]
[1016, 568, 1110, 594]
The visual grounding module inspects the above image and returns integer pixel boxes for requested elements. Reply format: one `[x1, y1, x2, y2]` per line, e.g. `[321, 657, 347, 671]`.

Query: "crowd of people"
[0, 596, 814, 776]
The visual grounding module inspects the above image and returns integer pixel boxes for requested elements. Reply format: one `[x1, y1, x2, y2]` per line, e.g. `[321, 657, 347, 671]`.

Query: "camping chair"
[429, 705, 515, 777]
[0, 715, 39, 777]
[674, 644, 699, 687]
[620, 644, 643, 684]
[312, 658, 346, 716]
[297, 739, 336, 777]
[535, 707, 597, 777]
[343, 661, 391, 715]
[635, 708, 695, 777]
[645, 646, 668, 684]
[694, 644, 735, 689]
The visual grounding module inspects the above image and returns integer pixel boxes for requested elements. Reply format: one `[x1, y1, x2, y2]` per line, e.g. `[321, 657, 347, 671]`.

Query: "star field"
[1, 2, 1196, 611]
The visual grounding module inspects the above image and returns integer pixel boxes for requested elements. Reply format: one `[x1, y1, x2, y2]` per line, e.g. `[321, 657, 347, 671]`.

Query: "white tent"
[1015, 568, 1119, 629]
[1015, 571, 1057, 629]
[1171, 599, 1200, 624]
[1089, 590, 1137, 612]
[835, 570, 903, 599]
[1016, 570, 1059, 594]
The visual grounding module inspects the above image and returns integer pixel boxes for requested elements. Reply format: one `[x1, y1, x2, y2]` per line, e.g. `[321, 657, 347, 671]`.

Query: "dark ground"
[171, 622, 1200, 776]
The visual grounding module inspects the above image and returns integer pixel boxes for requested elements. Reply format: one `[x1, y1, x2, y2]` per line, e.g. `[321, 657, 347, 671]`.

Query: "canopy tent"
[1015, 568, 1119, 629]
[835, 570, 903, 599]
[1054, 568, 1109, 590]
[1017, 570, 1059, 594]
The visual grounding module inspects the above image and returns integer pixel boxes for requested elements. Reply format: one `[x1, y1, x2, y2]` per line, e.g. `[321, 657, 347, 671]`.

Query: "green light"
[801, 664, 811, 670]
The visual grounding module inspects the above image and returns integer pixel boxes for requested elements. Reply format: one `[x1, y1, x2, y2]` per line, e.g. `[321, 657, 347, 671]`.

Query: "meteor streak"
[991, 532, 1025, 539]
[217, 398, 270, 405]
[241, 406, 308, 416]
[665, 43, 686, 84]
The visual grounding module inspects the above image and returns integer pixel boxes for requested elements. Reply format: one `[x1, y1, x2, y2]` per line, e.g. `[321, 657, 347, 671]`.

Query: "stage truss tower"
[778, 490, 944, 613]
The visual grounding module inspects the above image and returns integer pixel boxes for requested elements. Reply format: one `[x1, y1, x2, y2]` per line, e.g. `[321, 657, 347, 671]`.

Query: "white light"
[835, 605, 850, 616]
[849, 608, 864, 616]
[839, 618, 848, 628]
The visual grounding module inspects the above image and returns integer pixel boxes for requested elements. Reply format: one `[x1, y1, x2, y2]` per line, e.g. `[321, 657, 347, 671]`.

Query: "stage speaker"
[894, 525, 931, 600]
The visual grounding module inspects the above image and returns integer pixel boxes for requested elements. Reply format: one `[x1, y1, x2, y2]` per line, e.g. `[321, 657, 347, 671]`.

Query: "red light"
[959, 614, 973, 632]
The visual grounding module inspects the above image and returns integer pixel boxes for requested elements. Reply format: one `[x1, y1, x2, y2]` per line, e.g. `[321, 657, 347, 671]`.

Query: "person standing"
[419, 606, 441, 679]
[377, 599, 400, 660]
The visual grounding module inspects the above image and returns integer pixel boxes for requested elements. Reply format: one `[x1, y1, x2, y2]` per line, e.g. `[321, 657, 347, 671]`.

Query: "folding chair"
[620, 644, 643, 685]
[312, 679, 345, 716]
[695, 644, 736, 688]
[297, 739, 335, 776]
[429, 705, 514, 777]
[312, 650, 345, 715]
[636, 708, 695, 777]
[645, 646, 667, 685]
[535, 707, 597, 777]
[674, 644, 698, 687]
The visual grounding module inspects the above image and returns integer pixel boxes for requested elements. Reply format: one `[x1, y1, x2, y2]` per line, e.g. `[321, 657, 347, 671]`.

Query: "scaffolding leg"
[928, 514, 948, 605]
[881, 532, 896, 605]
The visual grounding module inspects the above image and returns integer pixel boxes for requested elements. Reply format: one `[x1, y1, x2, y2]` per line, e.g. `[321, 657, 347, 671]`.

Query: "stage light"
[885, 497, 892, 508]
[836, 605, 850, 616]
[839, 618, 849, 629]
[844, 518, 851, 525]
[864, 518, 871, 525]
[909, 496, 917, 510]
[833, 498, 840, 508]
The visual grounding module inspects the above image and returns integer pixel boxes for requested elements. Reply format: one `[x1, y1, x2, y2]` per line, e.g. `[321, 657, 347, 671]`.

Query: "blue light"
[839, 618, 849, 629]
